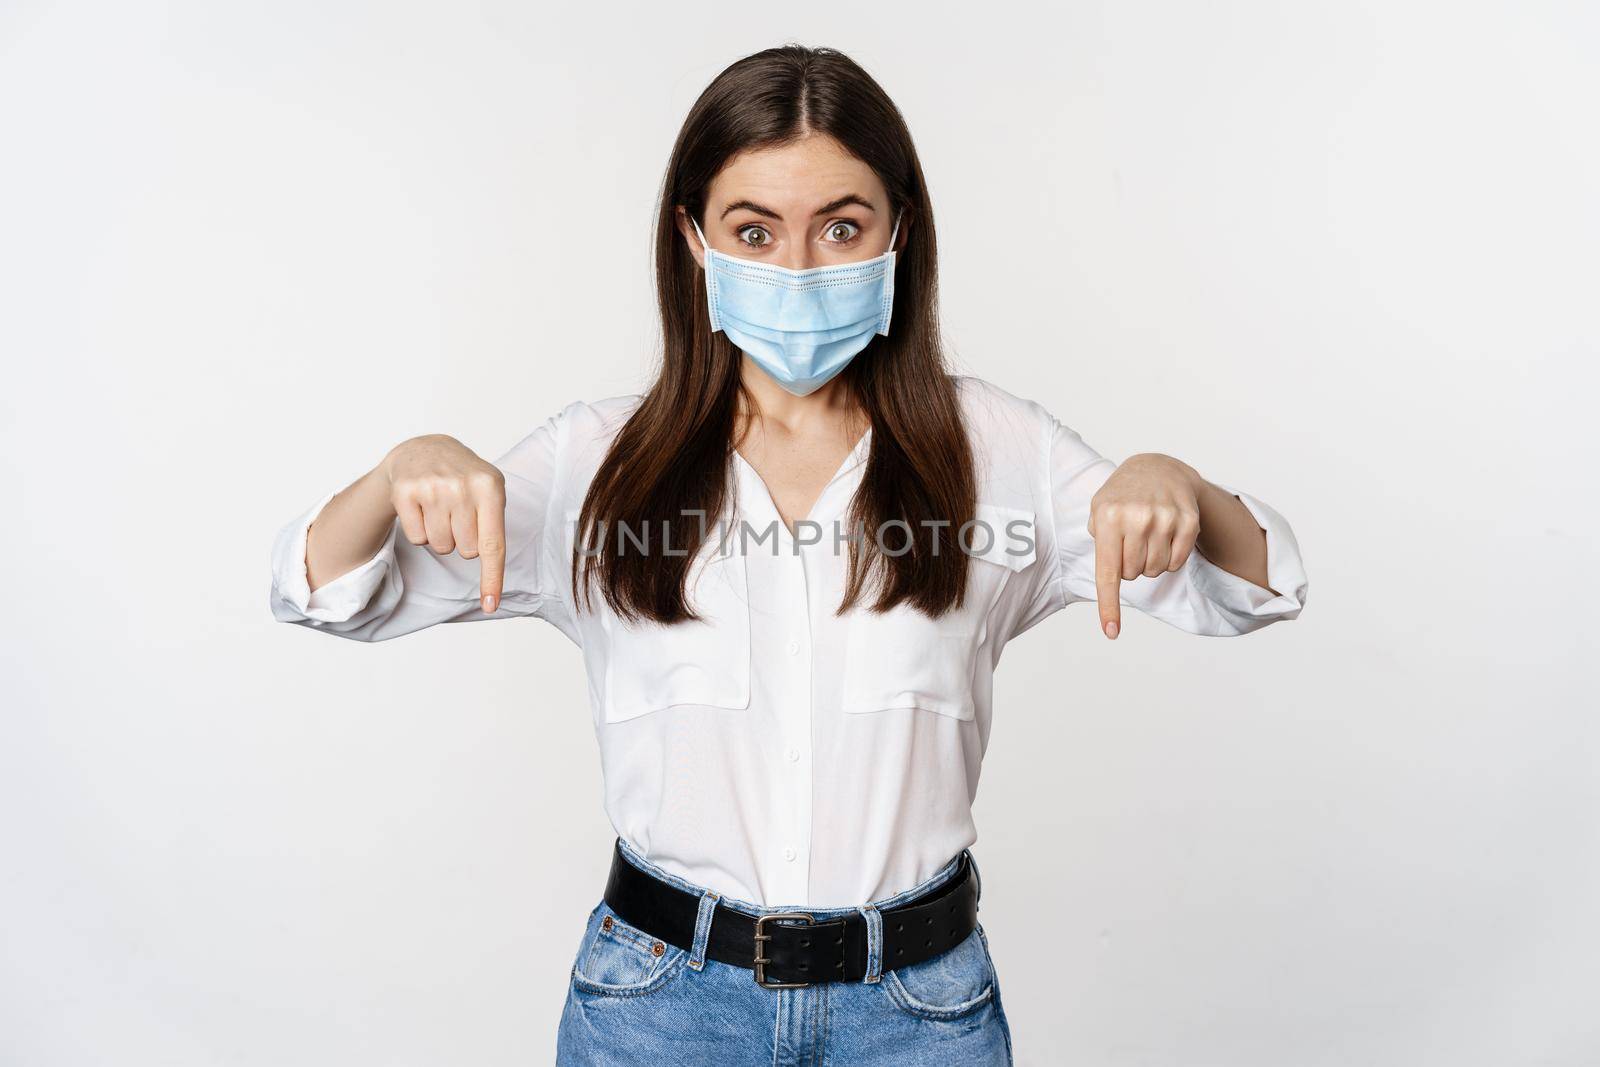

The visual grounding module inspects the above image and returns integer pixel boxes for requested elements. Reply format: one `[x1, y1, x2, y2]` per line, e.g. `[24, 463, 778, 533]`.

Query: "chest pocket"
[587, 519, 752, 724]
[839, 503, 1037, 722]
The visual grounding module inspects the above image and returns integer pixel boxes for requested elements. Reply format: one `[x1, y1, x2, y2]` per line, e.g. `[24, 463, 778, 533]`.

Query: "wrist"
[364, 454, 400, 517]
[377, 442, 410, 487]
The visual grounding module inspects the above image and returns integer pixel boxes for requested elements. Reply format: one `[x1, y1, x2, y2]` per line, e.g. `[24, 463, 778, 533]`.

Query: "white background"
[2, 1, 1595, 1064]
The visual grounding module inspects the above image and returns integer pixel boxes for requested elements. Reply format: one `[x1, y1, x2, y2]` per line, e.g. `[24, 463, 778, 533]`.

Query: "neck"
[735, 359, 865, 437]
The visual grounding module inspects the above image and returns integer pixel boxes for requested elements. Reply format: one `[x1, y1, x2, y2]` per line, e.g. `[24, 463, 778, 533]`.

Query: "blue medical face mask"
[690, 211, 902, 396]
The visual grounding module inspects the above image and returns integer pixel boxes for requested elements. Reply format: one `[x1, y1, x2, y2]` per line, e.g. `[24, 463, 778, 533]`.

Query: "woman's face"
[678, 133, 902, 272]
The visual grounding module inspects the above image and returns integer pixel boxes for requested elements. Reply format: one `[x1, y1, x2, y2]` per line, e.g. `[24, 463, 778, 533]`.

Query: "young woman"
[270, 44, 1307, 1067]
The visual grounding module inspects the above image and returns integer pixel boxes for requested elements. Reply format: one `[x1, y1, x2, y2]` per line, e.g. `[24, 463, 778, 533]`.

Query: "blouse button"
[785, 747, 800, 762]
[782, 846, 797, 861]
[785, 639, 800, 656]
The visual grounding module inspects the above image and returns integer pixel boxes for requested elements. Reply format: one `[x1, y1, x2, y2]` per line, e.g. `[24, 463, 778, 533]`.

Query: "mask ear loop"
[687, 212, 722, 332]
[875, 210, 904, 336]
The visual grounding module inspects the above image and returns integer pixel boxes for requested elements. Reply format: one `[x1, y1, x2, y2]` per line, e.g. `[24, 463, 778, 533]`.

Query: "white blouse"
[269, 375, 1308, 908]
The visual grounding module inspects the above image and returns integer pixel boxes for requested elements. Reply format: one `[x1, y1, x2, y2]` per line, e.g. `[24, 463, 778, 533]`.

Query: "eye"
[824, 220, 861, 244]
[736, 225, 771, 248]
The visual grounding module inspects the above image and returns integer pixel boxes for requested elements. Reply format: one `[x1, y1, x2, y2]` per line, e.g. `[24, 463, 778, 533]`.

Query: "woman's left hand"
[1087, 453, 1205, 640]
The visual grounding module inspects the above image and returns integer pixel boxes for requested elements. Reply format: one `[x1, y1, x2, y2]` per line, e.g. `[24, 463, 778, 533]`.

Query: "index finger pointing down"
[477, 499, 506, 613]
[1094, 528, 1123, 639]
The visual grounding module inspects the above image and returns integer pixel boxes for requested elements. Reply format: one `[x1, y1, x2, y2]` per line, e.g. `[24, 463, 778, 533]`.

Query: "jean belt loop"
[688, 888, 719, 971]
[967, 848, 982, 908]
[856, 903, 884, 984]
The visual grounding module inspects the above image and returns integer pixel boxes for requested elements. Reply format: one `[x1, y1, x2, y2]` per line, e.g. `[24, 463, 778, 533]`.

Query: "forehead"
[707, 134, 887, 214]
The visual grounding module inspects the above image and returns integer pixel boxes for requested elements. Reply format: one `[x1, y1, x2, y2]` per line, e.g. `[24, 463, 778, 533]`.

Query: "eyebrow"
[718, 194, 878, 220]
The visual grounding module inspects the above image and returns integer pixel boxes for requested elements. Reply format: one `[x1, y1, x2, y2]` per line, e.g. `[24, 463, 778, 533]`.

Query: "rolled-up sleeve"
[269, 487, 401, 626]
[268, 412, 567, 641]
[1183, 481, 1308, 630]
[1047, 414, 1308, 636]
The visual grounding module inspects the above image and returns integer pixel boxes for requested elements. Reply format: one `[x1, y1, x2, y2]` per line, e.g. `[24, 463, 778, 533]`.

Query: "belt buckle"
[753, 911, 814, 989]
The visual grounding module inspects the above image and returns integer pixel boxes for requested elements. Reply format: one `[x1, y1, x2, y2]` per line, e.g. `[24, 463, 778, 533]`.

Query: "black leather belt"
[601, 837, 980, 988]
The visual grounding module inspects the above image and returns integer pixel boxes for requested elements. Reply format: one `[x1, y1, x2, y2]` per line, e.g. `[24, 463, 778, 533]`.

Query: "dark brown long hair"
[572, 44, 975, 624]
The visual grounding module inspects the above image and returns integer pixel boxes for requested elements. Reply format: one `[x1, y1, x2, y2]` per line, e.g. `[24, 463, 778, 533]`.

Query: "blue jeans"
[556, 839, 1014, 1065]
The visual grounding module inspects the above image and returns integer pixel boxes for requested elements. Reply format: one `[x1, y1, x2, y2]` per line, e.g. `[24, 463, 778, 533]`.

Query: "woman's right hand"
[381, 434, 509, 613]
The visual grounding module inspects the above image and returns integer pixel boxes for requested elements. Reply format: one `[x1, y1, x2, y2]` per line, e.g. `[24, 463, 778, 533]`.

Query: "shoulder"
[953, 372, 1059, 430]
[946, 374, 1065, 515]
[951, 373, 1059, 462]
[549, 392, 645, 448]
[952, 372, 1110, 495]
[494, 392, 643, 484]
[507, 392, 644, 456]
